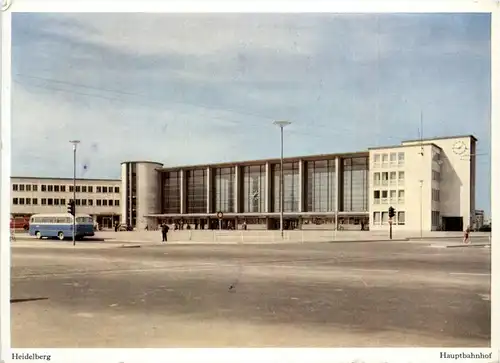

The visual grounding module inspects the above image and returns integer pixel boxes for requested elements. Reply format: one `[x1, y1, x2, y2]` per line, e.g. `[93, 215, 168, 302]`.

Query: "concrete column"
[180, 169, 186, 214]
[234, 165, 240, 213]
[206, 167, 212, 213]
[298, 159, 304, 212]
[335, 157, 341, 228]
[265, 162, 272, 213]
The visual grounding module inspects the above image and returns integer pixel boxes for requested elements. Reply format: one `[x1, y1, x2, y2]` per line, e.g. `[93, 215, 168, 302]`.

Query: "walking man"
[161, 223, 169, 243]
[463, 225, 471, 244]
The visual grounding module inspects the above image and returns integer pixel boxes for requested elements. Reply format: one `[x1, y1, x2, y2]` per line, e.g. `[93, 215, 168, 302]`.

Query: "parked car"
[477, 224, 491, 232]
[117, 224, 133, 231]
[10, 216, 30, 231]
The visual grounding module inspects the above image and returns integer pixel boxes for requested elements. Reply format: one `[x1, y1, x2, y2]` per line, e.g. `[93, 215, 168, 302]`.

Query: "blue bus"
[29, 213, 95, 240]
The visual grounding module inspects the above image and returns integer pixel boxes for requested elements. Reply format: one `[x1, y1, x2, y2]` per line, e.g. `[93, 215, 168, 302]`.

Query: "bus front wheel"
[35, 231, 42, 239]
[57, 232, 65, 241]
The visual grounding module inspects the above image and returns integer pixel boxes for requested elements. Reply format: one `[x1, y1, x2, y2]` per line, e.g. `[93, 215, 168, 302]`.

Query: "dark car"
[118, 224, 133, 231]
[477, 224, 491, 232]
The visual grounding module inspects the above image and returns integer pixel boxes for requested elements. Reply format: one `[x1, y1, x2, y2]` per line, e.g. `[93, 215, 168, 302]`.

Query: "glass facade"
[272, 162, 300, 212]
[162, 171, 181, 214]
[186, 169, 207, 213]
[341, 157, 369, 212]
[242, 165, 266, 213]
[306, 159, 336, 212]
[213, 167, 235, 213]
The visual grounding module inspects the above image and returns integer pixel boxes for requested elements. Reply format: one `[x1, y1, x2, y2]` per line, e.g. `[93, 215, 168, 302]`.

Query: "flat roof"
[156, 151, 369, 171]
[121, 161, 164, 166]
[11, 176, 121, 182]
[401, 134, 478, 144]
[368, 142, 441, 151]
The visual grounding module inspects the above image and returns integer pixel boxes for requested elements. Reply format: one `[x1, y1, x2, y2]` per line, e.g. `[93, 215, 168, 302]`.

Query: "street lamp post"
[273, 121, 291, 239]
[419, 179, 423, 239]
[70, 140, 80, 246]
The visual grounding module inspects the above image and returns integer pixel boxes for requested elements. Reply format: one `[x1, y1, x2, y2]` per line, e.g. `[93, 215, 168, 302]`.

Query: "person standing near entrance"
[161, 223, 169, 243]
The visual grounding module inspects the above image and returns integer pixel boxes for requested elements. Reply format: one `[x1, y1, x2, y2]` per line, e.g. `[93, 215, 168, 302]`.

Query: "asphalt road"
[11, 241, 491, 348]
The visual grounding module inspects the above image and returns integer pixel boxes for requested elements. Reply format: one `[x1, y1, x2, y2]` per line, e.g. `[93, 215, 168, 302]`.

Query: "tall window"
[342, 157, 369, 212]
[162, 171, 181, 214]
[242, 165, 266, 213]
[213, 167, 235, 213]
[272, 162, 299, 212]
[186, 169, 207, 213]
[306, 160, 336, 212]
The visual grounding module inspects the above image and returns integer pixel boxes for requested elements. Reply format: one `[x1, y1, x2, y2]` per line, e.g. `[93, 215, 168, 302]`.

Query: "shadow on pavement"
[11, 297, 49, 304]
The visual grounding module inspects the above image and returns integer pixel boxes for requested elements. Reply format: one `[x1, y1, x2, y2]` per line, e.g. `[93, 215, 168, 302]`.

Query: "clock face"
[452, 141, 467, 155]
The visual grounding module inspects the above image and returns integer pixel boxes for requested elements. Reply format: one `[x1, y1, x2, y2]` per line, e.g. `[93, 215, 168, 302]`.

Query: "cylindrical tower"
[121, 161, 163, 230]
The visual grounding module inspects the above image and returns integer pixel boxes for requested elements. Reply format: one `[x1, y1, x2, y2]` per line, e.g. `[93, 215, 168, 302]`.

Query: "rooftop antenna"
[418, 110, 424, 156]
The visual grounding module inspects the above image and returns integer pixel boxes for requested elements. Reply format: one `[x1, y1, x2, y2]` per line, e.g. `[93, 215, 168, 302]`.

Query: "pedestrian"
[161, 223, 169, 243]
[463, 225, 471, 244]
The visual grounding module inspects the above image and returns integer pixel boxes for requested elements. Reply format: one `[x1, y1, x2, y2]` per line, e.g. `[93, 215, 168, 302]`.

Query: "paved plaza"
[11, 240, 490, 348]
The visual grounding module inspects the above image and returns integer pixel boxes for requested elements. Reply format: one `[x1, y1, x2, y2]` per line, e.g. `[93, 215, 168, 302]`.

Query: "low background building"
[11, 177, 121, 229]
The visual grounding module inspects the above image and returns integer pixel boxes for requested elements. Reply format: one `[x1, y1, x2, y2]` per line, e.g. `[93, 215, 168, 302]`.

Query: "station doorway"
[441, 216, 463, 231]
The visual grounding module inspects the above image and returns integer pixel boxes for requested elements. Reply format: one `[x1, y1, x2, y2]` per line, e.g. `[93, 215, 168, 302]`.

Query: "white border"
[2, 1, 498, 362]
[1, 5, 12, 359]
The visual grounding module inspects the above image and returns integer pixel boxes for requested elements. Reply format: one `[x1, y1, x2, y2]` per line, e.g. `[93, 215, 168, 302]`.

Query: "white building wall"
[135, 162, 163, 230]
[402, 136, 475, 229]
[369, 144, 434, 233]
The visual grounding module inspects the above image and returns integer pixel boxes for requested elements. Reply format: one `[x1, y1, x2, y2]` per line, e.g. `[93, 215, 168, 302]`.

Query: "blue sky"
[11, 13, 491, 214]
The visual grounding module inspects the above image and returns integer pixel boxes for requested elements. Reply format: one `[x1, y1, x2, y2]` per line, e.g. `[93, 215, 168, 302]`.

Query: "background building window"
[272, 162, 300, 213]
[382, 211, 388, 224]
[186, 169, 207, 214]
[397, 211, 405, 225]
[242, 165, 266, 213]
[381, 190, 388, 204]
[60, 198, 65, 205]
[115, 187, 120, 193]
[54, 185, 60, 192]
[389, 190, 397, 203]
[13, 198, 18, 205]
[341, 157, 368, 212]
[162, 171, 181, 214]
[96, 186, 101, 193]
[19, 184, 25, 192]
[373, 212, 381, 225]
[398, 152, 405, 166]
[97, 200, 102, 206]
[88, 186, 93, 193]
[373, 154, 381, 168]
[12, 184, 18, 191]
[390, 153, 397, 166]
[26, 184, 31, 192]
[373, 190, 380, 204]
[398, 171, 405, 184]
[373, 172, 380, 186]
[306, 160, 336, 212]
[114, 200, 120, 206]
[381, 172, 388, 186]
[48, 185, 53, 192]
[213, 167, 235, 213]
[47, 198, 53, 205]
[41, 198, 47, 205]
[82, 186, 87, 193]
[390, 171, 397, 186]
[398, 190, 405, 204]
[60, 185, 66, 192]
[33, 198, 38, 205]
[41, 185, 47, 192]
[103, 187, 108, 193]
[26, 198, 31, 205]
[88, 199, 93, 206]
[382, 154, 389, 167]
[33, 185, 38, 192]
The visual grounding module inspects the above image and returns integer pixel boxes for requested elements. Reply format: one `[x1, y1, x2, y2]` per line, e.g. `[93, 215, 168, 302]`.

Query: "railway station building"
[120, 135, 477, 233]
